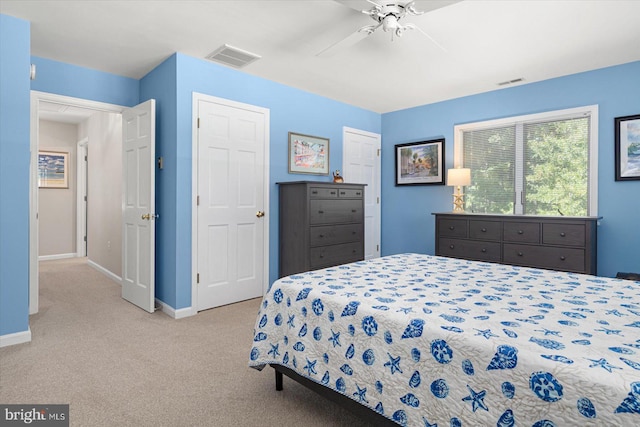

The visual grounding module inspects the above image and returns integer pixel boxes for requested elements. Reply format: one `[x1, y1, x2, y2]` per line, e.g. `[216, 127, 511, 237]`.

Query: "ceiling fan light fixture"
[382, 15, 399, 32]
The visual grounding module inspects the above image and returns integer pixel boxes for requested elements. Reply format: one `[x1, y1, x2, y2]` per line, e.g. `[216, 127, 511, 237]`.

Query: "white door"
[195, 96, 269, 311]
[121, 99, 156, 312]
[343, 127, 381, 260]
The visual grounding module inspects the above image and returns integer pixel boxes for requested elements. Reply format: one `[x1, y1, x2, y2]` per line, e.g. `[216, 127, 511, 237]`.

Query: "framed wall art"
[395, 138, 445, 186]
[38, 150, 69, 189]
[288, 132, 329, 175]
[615, 114, 640, 181]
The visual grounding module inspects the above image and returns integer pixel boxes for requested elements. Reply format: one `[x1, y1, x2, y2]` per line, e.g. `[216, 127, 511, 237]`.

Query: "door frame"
[76, 137, 88, 258]
[190, 92, 270, 313]
[29, 91, 125, 314]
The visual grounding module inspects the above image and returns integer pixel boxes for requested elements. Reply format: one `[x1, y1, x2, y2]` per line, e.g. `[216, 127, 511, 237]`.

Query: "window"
[454, 106, 598, 216]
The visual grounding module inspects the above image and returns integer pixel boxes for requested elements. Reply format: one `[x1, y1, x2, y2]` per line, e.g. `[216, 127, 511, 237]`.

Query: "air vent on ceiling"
[205, 44, 261, 69]
[497, 78, 525, 86]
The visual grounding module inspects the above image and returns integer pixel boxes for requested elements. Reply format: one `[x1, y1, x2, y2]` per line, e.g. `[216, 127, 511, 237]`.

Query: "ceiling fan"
[317, 0, 459, 57]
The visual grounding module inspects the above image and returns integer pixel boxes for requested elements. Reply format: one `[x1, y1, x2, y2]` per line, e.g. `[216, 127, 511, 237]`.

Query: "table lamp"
[447, 168, 471, 213]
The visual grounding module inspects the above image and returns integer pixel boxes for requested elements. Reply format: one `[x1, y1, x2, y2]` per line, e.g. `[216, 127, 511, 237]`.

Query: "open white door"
[121, 99, 156, 312]
[343, 127, 381, 260]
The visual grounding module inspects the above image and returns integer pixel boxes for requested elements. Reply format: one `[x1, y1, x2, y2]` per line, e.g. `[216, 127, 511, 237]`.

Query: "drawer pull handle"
[449, 226, 455, 230]
[318, 234, 324, 238]
[560, 232, 566, 237]
[481, 248, 487, 253]
[318, 210, 324, 214]
[356, 192, 361, 196]
[517, 230, 523, 235]
[449, 244, 455, 249]
[560, 256, 566, 261]
[330, 191, 336, 195]
[351, 209, 357, 213]
[312, 191, 318, 194]
[517, 251, 524, 257]
[352, 250, 357, 253]
[319, 255, 324, 258]
[481, 228, 487, 232]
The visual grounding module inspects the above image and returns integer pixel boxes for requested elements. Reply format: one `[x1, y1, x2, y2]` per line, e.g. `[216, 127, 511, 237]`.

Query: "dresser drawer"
[503, 244, 585, 272]
[438, 238, 501, 262]
[310, 224, 363, 247]
[469, 220, 501, 241]
[309, 187, 339, 198]
[543, 223, 585, 247]
[503, 222, 540, 243]
[310, 242, 363, 269]
[310, 200, 362, 224]
[438, 218, 467, 238]
[338, 188, 364, 198]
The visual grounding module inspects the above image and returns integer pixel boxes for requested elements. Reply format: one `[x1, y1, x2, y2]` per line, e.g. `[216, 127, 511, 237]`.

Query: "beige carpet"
[0, 258, 376, 426]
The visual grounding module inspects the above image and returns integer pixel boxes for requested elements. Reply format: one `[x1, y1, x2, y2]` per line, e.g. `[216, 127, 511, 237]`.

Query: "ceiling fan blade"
[335, 0, 461, 14]
[316, 28, 371, 57]
[405, 24, 447, 52]
[334, 0, 380, 12]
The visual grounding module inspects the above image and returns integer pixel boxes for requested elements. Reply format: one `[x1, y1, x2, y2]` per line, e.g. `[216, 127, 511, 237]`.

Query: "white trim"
[30, 91, 126, 316]
[76, 137, 88, 258]
[155, 299, 196, 319]
[39, 253, 76, 261]
[0, 328, 32, 348]
[87, 259, 122, 284]
[453, 104, 598, 216]
[191, 92, 271, 313]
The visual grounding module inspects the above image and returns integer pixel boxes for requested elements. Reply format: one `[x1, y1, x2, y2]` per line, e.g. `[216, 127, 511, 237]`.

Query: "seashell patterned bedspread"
[249, 253, 640, 426]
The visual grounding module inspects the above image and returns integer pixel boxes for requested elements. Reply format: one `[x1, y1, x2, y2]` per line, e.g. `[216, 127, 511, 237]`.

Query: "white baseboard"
[155, 299, 195, 319]
[87, 260, 122, 285]
[39, 253, 76, 261]
[0, 328, 32, 348]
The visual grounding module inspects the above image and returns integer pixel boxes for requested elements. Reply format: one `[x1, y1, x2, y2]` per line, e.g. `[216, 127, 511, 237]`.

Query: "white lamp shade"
[447, 168, 471, 186]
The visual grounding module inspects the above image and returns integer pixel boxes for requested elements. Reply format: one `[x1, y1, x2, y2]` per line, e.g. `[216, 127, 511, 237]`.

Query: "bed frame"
[271, 364, 398, 426]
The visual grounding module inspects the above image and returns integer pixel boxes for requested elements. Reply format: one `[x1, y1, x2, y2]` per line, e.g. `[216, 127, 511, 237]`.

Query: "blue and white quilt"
[249, 254, 640, 426]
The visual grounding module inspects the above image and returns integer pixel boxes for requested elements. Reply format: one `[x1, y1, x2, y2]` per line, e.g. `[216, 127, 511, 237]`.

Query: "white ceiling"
[3, 0, 640, 113]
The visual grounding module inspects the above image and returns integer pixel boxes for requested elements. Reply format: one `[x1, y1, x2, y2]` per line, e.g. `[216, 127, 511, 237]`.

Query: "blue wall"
[381, 61, 640, 278]
[0, 15, 31, 336]
[31, 57, 140, 107]
[142, 53, 381, 309]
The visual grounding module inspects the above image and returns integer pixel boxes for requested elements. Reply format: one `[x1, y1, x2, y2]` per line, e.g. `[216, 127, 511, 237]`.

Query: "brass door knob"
[141, 214, 150, 220]
[256, 211, 265, 218]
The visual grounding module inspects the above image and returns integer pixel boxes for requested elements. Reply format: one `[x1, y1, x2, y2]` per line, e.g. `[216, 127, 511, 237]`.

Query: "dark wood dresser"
[433, 212, 600, 274]
[278, 181, 365, 277]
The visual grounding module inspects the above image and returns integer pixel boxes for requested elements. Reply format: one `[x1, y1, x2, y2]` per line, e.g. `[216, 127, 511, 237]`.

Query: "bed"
[249, 253, 640, 426]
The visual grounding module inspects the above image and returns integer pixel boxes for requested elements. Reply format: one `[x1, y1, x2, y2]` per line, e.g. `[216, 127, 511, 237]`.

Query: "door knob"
[256, 211, 265, 218]
[142, 213, 150, 220]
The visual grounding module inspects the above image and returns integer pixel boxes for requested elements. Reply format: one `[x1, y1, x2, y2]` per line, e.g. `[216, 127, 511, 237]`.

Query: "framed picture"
[288, 132, 329, 175]
[395, 138, 445, 185]
[615, 114, 640, 181]
[38, 150, 69, 188]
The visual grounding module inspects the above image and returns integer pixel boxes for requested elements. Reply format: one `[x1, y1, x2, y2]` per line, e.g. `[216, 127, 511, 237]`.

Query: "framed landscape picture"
[615, 114, 640, 181]
[395, 138, 445, 185]
[38, 150, 69, 188]
[288, 132, 329, 175]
